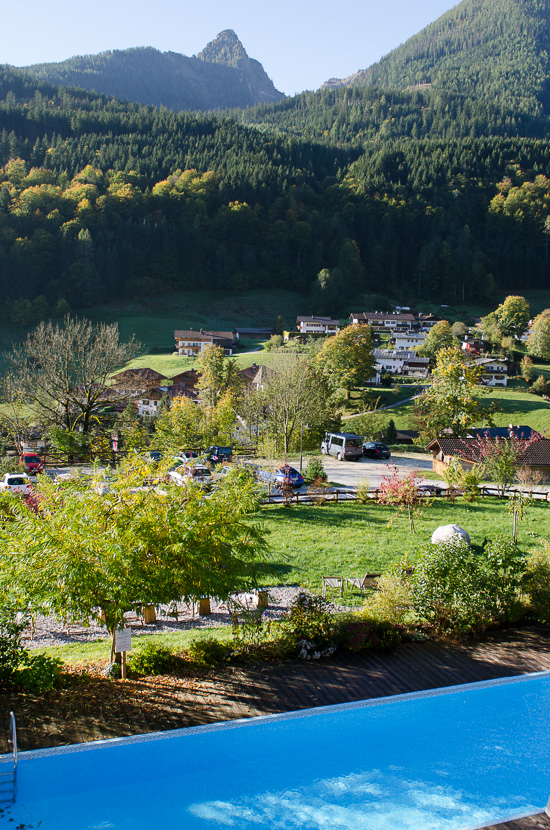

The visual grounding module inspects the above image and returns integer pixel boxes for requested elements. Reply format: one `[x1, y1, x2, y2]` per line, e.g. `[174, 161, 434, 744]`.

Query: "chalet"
[350, 312, 416, 331]
[136, 387, 168, 417]
[174, 329, 235, 357]
[394, 331, 428, 351]
[416, 313, 444, 329]
[296, 316, 340, 335]
[473, 356, 511, 387]
[372, 349, 430, 378]
[169, 369, 200, 390]
[461, 337, 488, 356]
[427, 427, 550, 481]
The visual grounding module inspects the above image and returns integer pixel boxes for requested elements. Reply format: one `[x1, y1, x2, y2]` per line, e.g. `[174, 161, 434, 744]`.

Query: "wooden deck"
[481, 814, 550, 829]
[1, 625, 550, 827]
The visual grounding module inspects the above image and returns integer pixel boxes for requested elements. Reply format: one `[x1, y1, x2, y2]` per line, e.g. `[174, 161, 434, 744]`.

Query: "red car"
[20, 453, 45, 474]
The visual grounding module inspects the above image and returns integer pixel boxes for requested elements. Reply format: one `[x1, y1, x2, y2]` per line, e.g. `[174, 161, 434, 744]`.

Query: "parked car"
[144, 450, 163, 464]
[416, 483, 446, 496]
[274, 464, 304, 489]
[0, 473, 32, 495]
[362, 442, 391, 459]
[207, 446, 233, 465]
[167, 464, 212, 489]
[321, 432, 363, 461]
[20, 453, 45, 473]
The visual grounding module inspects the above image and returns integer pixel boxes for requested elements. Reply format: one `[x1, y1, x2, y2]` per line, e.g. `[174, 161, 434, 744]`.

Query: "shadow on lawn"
[264, 504, 388, 528]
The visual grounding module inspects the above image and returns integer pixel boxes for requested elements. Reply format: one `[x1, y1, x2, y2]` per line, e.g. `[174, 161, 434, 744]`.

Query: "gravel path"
[23, 587, 353, 649]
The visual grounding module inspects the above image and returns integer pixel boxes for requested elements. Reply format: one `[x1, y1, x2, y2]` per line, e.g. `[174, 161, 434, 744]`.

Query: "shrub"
[355, 477, 371, 504]
[412, 539, 489, 636]
[532, 374, 549, 396]
[17, 652, 64, 693]
[481, 534, 526, 621]
[304, 458, 327, 483]
[0, 607, 28, 689]
[186, 635, 233, 667]
[364, 569, 414, 625]
[523, 542, 550, 621]
[338, 614, 403, 651]
[130, 640, 176, 676]
[281, 592, 337, 656]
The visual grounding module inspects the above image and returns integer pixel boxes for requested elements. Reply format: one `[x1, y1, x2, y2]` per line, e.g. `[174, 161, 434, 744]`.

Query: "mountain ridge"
[17, 30, 283, 112]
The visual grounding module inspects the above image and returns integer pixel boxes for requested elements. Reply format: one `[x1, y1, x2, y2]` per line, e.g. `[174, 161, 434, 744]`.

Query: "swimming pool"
[1, 672, 550, 830]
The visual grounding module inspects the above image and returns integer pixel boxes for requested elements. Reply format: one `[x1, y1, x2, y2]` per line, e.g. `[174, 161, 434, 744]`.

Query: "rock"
[431, 524, 471, 546]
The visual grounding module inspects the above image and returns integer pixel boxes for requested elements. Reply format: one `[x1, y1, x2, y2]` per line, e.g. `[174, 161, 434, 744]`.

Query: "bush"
[130, 640, 176, 676]
[280, 592, 337, 657]
[412, 539, 490, 636]
[532, 374, 549, 396]
[364, 569, 414, 625]
[523, 542, 550, 621]
[17, 652, 63, 693]
[338, 614, 403, 651]
[481, 535, 526, 621]
[0, 607, 28, 689]
[186, 635, 233, 667]
[304, 458, 327, 483]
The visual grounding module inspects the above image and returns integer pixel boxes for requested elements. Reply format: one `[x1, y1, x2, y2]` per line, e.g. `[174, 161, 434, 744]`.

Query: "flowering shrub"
[298, 639, 337, 660]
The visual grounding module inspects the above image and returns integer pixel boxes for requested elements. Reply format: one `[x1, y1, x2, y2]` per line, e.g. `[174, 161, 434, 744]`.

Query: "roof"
[112, 368, 167, 383]
[468, 427, 536, 441]
[296, 316, 340, 325]
[170, 385, 199, 401]
[351, 312, 416, 323]
[427, 431, 550, 466]
[174, 329, 235, 342]
[373, 349, 429, 364]
[169, 369, 200, 384]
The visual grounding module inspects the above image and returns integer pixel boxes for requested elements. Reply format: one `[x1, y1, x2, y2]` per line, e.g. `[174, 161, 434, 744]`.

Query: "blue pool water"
[2, 673, 550, 830]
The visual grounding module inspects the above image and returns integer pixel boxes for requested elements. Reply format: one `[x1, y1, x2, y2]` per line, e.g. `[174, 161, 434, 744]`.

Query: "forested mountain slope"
[324, 0, 550, 119]
[17, 30, 283, 112]
[238, 0, 550, 146]
[2, 0, 550, 325]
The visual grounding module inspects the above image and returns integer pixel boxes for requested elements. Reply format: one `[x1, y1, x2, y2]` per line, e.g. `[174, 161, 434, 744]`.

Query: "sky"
[3, 0, 459, 96]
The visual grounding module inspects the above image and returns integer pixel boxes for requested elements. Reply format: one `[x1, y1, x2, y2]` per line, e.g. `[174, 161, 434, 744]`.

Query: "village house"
[135, 387, 168, 417]
[174, 329, 235, 356]
[350, 312, 416, 331]
[372, 348, 430, 378]
[295, 316, 340, 335]
[394, 331, 428, 351]
[169, 369, 200, 390]
[473, 355, 512, 387]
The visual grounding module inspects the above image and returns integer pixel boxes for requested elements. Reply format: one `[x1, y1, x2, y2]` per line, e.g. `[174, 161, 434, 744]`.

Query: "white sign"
[114, 628, 132, 653]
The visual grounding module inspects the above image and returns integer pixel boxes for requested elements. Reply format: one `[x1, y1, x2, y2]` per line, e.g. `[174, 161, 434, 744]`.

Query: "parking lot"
[320, 452, 440, 489]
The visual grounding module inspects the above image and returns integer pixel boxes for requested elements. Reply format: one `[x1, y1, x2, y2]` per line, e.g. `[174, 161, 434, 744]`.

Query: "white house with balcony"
[394, 331, 428, 351]
[296, 316, 340, 335]
[174, 329, 235, 356]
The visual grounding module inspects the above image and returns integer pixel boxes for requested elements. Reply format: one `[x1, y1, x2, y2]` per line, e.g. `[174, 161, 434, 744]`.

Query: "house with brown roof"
[174, 329, 235, 357]
[169, 369, 200, 389]
[296, 316, 340, 335]
[427, 427, 550, 481]
[112, 368, 168, 388]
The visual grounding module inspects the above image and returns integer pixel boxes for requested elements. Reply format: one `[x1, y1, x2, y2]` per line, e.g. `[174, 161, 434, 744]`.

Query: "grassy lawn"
[378, 386, 550, 434]
[256, 498, 550, 592]
[84, 288, 303, 350]
[36, 627, 230, 667]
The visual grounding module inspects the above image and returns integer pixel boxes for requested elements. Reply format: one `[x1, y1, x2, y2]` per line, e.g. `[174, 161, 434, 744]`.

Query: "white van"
[321, 432, 363, 461]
